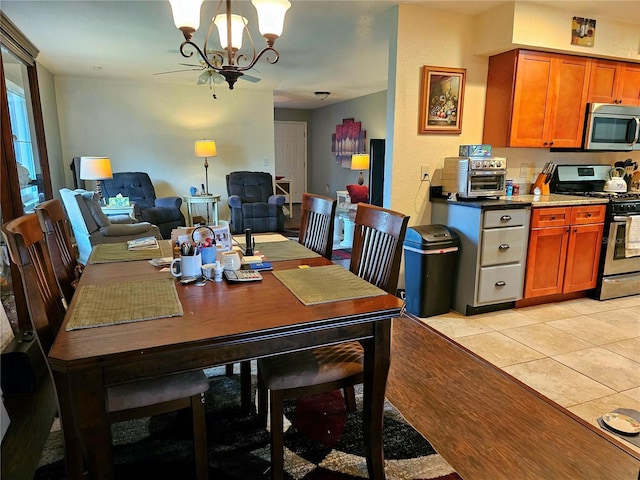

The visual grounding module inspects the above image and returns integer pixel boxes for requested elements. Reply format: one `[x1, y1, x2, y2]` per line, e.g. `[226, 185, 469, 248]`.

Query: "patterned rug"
[35, 369, 460, 479]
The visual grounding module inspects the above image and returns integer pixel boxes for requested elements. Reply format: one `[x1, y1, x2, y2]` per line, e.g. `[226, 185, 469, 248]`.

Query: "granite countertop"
[431, 194, 609, 209]
[503, 194, 609, 207]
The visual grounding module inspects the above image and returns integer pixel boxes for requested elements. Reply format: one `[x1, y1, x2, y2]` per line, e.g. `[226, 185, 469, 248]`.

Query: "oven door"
[462, 170, 506, 198]
[602, 215, 640, 276]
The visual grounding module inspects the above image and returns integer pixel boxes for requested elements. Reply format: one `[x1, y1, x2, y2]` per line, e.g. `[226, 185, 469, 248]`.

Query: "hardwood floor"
[386, 314, 640, 480]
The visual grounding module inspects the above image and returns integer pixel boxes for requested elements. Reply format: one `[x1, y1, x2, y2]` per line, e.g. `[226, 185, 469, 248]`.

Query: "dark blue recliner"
[226, 171, 285, 234]
[100, 172, 185, 239]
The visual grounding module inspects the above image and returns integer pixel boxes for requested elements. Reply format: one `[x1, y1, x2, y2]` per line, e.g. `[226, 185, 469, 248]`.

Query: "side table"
[100, 205, 136, 220]
[182, 194, 221, 226]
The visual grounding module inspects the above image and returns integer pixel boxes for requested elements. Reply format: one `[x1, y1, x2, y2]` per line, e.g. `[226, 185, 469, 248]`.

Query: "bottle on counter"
[505, 179, 514, 196]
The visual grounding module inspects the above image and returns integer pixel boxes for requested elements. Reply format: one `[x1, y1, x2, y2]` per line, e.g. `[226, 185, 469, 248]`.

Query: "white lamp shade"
[214, 14, 247, 50]
[195, 140, 217, 157]
[168, 0, 204, 30]
[351, 154, 370, 171]
[79, 157, 113, 180]
[252, 0, 291, 38]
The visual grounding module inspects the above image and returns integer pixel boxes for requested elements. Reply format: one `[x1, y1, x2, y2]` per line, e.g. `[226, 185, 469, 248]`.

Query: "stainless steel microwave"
[583, 103, 640, 151]
[441, 157, 507, 198]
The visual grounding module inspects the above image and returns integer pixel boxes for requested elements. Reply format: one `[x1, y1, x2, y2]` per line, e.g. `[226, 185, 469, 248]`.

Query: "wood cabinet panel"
[524, 225, 568, 297]
[525, 205, 605, 299]
[570, 204, 606, 225]
[483, 50, 590, 148]
[588, 59, 640, 106]
[531, 206, 570, 228]
[564, 223, 604, 293]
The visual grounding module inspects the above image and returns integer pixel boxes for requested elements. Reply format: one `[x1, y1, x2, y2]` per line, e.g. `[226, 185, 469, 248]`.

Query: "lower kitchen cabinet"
[524, 205, 605, 298]
[432, 201, 531, 315]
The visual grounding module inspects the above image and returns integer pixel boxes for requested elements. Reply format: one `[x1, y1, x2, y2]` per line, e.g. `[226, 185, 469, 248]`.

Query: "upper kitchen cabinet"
[588, 59, 640, 106]
[483, 50, 591, 148]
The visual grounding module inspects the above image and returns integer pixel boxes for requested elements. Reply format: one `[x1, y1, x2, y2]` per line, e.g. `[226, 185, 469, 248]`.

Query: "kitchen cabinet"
[483, 49, 591, 148]
[432, 201, 531, 315]
[523, 205, 605, 298]
[588, 59, 640, 106]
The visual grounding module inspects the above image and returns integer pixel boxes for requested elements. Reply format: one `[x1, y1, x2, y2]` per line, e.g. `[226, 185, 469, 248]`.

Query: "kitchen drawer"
[480, 226, 526, 266]
[570, 205, 606, 225]
[483, 209, 528, 229]
[531, 207, 570, 228]
[477, 264, 523, 304]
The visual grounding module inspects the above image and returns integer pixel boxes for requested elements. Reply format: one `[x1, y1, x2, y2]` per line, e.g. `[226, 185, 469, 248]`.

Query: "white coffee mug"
[170, 254, 202, 278]
[221, 251, 241, 271]
[201, 263, 216, 280]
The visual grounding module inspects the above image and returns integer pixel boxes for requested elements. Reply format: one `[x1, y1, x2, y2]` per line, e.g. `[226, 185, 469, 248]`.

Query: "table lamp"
[351, 153, 370, 185]
[195, 140, 217, 195]
[80, 156, 113, 202]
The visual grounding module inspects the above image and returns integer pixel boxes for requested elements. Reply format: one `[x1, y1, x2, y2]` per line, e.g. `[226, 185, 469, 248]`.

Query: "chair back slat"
[35, 199, 78, 305]
[298, 193, 337, 260]
[350, 203, 409, 294]
[2, 214, 67, 354]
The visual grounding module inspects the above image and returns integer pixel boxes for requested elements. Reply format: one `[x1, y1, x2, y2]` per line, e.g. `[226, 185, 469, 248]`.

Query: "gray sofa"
[59, 188, 161, 265]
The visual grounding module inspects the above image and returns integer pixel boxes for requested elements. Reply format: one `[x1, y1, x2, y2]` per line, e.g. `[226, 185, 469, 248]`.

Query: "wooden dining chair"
[256, 202, 409, 479]
[232, 193, 339, 412]
[34, 199, 81, 306]
[1, 214, 210, 480]
[298, 192, 337, 260]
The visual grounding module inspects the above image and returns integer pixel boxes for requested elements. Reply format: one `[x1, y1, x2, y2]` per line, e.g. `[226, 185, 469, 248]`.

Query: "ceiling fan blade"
[240, 74, 261, 83]
[179, 63, 203, 68]
[153, 68, 201, 75]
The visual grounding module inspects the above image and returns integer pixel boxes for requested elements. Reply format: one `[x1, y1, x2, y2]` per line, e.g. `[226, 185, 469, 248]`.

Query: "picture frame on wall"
[419, 65, 466, 134]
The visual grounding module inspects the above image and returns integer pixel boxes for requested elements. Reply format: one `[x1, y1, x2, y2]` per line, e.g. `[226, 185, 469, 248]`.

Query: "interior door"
[274, 121, 306, 203]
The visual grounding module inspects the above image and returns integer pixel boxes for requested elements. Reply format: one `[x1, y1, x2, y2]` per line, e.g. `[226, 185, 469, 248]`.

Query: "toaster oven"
[441, 156, 507, 198]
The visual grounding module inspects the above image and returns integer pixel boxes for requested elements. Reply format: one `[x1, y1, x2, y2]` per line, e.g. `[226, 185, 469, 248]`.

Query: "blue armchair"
[100, 172, 185, 239]
[226, 171, 285, 234]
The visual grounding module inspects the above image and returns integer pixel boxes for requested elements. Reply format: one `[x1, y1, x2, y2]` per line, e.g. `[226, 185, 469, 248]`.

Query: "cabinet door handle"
[586, 212, 592, 217]
[495, 281, 506, 287]
[500, 215, 511, 222]
[550, 215, 556, 220]
[498, 243, 510, 250]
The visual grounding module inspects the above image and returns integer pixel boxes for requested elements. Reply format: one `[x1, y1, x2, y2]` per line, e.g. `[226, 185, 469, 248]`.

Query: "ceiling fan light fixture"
[168, 0, 291, 90]
[314, 91, 330, 101]
[213, 13, 247, 50]
[168, 0, 203, 38]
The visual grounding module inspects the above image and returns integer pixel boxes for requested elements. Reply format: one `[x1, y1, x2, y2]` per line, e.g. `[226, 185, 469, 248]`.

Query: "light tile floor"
[416, 294, 640, 454]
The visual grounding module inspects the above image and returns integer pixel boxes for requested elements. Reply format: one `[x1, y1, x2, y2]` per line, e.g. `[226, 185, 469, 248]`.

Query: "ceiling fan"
[153, 50, 261, 86]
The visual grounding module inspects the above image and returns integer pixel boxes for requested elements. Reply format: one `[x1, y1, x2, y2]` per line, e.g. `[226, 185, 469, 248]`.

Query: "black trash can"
[403, 225, 459, 317]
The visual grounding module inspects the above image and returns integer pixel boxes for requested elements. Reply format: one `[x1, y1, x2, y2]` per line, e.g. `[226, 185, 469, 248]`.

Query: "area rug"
[331, 248, 352, 262]
[35, 369, 460, 480]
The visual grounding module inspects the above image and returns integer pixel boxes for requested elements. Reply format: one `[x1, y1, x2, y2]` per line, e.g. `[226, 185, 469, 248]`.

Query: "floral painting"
[419, 66, 466, 134]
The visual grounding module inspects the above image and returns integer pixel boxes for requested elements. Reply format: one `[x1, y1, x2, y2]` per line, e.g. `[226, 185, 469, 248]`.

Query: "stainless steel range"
[550, 165, 640, 300]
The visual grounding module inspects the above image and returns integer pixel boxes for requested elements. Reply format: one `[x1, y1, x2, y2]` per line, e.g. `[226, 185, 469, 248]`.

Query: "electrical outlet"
[324, 184, 329, 193]
[263, 158, 269, 166]
[519, 164, 529, 178]
[421, 166, 430, 182]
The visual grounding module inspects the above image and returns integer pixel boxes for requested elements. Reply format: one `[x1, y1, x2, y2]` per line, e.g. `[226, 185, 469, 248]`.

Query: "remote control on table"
[224, 269, 263, 282]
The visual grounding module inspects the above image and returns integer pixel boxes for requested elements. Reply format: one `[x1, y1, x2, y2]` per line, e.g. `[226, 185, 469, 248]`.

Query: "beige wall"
[54, 77, 276, 221]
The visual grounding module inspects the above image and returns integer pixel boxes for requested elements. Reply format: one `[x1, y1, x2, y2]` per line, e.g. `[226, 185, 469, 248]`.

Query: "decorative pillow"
[346, 184, 369, 204]
[79, 190, 112, 228]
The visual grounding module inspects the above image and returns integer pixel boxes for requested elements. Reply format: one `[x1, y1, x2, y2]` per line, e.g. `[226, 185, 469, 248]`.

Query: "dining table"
[49, 237, 404, 479]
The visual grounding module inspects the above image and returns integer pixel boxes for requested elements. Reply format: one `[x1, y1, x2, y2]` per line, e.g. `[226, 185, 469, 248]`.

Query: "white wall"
[37, 63, 65, 197]
[54, 76, 276, 222]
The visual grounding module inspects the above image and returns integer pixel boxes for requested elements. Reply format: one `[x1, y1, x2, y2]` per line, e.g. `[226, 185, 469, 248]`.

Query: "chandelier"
[168, 0, 291, 90]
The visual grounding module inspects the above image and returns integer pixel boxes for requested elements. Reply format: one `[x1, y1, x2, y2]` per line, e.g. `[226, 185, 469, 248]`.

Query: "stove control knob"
[495, 160, 502, 168]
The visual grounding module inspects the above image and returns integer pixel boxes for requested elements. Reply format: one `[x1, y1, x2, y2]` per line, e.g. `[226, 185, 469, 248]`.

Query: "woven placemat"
[65, 278, 182, 330]
[251, 240, 321, 262]
[272, 264, 385, 305]
[88, 241, 173, 264]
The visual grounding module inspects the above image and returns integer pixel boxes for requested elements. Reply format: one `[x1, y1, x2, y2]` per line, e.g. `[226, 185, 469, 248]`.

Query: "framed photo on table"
[419, 65, 466, 134]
